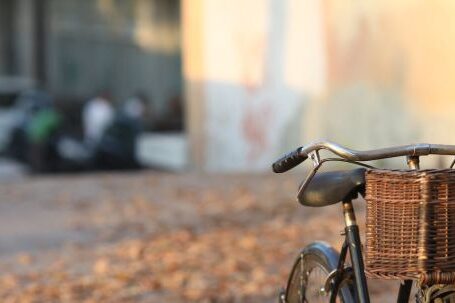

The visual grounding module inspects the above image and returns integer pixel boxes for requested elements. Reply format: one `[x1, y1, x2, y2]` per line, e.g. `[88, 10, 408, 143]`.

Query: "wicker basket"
[365, 169, 455, 284]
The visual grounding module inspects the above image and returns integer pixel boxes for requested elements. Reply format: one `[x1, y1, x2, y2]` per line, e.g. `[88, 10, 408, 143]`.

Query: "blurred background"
[3, 0, 455, 175]
[0, 0, 183, 175]
[0, 0, 453, 302]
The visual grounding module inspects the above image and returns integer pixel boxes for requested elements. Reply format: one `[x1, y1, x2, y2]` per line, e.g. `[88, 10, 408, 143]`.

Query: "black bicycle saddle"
[298, 168, 366, 207]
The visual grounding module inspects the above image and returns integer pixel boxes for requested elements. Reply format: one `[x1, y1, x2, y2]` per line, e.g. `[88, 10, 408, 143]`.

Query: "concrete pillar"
[13, 0, 36, 80]
[0, 0, 14, 75]
[182, 0, 206, 170]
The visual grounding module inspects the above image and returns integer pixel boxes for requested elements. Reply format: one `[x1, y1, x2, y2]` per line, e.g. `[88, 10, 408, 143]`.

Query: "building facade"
[3, 0, 455, 171]
[0, 0, 182, 116]
[183, 0, 455, 171]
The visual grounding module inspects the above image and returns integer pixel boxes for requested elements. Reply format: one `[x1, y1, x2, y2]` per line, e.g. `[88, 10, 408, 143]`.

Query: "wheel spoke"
[285, 252, 352, 303]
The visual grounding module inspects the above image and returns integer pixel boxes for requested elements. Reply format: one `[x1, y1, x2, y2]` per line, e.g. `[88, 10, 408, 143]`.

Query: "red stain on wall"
[242, 102, 272, 161]
[237, 32, 273, 162]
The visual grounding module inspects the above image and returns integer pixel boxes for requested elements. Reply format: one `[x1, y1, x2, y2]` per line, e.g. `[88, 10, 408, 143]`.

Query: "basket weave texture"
[365, 169, 455, 284]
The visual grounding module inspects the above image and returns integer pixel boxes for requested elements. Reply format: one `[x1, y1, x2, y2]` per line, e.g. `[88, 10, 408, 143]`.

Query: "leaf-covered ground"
[0, 172, 399, 302]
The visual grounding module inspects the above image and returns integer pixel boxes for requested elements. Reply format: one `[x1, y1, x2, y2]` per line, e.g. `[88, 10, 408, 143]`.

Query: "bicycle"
[272, 141, 455, 303]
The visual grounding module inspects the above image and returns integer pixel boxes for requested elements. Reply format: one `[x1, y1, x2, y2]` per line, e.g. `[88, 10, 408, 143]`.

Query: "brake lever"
[296, 160, 323, 203]
[309, 150, 321, 167]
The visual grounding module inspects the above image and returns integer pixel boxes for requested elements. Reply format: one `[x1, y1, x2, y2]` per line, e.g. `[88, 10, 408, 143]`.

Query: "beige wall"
[183, 0, 305, 171]
[303, 1, 455, 168]
[184, 0, 455, 171]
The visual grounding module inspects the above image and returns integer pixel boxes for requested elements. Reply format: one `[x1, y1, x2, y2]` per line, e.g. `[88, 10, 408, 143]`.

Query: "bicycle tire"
[283, 241, 356, 303]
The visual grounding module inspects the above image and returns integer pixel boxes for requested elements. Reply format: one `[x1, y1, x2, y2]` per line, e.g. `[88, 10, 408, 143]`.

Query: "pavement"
[0, 171, 399, 302]
[0, 158, 27, 182]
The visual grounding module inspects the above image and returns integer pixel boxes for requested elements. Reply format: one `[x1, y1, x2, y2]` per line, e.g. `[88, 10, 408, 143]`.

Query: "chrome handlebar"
[272, 141, 455, 173]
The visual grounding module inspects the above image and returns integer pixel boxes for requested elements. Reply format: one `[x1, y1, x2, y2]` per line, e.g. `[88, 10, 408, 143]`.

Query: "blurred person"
[122, 92, 158, 131]
[156, 94, 183, 131]
[94, 113, 142, 170]
[6, 90, 54, 162]
[122, 92, 148, 123]
[7, 90, 64, 172]
[86, 92, 147, 170]
[26, 106, 63, 172]
[82, 91, 114, 148]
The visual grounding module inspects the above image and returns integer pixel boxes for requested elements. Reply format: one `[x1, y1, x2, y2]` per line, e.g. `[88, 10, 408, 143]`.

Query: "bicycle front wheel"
[284, 242, 355, 303]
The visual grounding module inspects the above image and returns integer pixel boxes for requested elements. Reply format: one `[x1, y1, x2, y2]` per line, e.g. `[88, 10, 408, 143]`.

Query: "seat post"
[342, 199, 357, 228]
[343, 199, 370, 303]
[407, 155, 420, 170]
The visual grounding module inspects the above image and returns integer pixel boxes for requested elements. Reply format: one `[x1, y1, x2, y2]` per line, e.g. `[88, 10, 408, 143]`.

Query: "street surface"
[0, 172, 398, 302]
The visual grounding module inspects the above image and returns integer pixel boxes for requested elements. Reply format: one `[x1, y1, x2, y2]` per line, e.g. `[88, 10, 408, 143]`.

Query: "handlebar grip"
[272, 147, 308, 173]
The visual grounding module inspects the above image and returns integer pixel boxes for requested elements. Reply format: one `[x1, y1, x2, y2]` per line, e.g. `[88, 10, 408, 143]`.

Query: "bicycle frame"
[328, 156, 420, 303]
[327, 198, 370, 303]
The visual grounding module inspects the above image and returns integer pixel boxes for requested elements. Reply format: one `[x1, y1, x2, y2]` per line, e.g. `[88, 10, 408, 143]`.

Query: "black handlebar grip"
[272, 147, 308, 173]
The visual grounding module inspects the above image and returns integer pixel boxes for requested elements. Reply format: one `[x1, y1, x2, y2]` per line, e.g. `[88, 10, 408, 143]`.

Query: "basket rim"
[366, 168, 455, 176]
